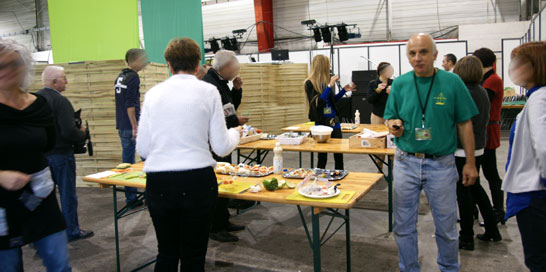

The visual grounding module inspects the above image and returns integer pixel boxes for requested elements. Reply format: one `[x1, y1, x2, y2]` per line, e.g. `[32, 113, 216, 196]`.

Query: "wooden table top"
[82, 162, 383, 210]
[282, 123, 388, 134]
[501, 104, 525, 109]
[238, 138, 395, 156]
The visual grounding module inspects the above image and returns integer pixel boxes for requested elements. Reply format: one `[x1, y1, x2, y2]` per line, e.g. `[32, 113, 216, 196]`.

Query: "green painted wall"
[141, 0, 205, 64]
[48, 0, 140, 63]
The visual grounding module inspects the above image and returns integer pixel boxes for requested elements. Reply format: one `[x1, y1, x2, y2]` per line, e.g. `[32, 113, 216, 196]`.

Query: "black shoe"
[494, 209, 506, 225]
[68, 230, 94, 243]
[210, 231, 239, 243]
[226, 222, 245, 232]
[476, 231, 502, 242]
[459, 237, 474, 251]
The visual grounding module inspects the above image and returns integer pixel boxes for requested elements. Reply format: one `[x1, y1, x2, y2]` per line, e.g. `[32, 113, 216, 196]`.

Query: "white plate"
[298, 188, 341, 199]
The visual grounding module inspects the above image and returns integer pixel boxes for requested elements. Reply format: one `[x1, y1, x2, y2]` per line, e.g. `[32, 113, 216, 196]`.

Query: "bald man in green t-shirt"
[383, 33, 479, 272]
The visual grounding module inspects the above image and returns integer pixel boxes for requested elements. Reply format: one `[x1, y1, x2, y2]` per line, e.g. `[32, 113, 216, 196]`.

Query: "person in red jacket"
[473, 48, 505, 223]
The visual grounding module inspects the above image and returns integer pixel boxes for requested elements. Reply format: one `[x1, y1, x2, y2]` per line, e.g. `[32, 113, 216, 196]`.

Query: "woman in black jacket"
[453, 56, 501, 251]
[367, 62, 394, 124]
[0, 39, 70, 271]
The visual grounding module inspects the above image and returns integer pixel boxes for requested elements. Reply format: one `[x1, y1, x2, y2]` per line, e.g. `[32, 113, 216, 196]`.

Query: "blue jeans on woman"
[0, 230, 71, 272]
[118, 129, 138, 203]
[393, 149, 459, 272]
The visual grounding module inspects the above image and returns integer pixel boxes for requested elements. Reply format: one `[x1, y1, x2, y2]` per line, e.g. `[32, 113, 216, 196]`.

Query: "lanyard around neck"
[413, 69, 436, 128]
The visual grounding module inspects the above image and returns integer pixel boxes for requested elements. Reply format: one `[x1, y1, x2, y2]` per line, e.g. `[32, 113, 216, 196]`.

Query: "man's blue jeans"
[0, 230, 71, 272]
[393, 149, 459, 272]
[118, 129, 138, 203]
[46, 153, 81, 239]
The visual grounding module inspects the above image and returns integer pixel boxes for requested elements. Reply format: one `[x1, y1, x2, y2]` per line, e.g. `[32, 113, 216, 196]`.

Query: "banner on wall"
[48, 0, 140, 63]
[140, 0, 205, 64]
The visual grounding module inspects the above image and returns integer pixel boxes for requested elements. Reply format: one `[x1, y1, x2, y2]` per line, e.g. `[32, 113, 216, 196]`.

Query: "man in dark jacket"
[115, 49, 148, 205]
[37, 66, 94, 242]
[202, 50, 248, 243]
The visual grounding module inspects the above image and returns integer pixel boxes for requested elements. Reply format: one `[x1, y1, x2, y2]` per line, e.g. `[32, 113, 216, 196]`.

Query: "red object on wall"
[254, 0, 274, 53]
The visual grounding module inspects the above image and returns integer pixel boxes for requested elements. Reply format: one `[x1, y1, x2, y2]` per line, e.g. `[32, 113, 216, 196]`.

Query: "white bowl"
[310, 125, 333, 143]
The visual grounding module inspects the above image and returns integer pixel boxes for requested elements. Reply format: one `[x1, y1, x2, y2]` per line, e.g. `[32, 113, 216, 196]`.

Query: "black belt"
[407, 152, 435, 159]
[488, 121, 500, 125]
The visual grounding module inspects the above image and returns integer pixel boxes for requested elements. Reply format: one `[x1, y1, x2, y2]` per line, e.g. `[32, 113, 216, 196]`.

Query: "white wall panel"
[542, 12, 546, 40]
[339, 47, 369, 84]
[502, 39, 521, 91]
[202, 0, 256, 43]
[369, 46, 400, 77]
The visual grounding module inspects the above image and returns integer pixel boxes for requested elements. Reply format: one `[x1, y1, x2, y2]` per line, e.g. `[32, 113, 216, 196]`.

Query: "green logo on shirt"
[434, 92, 447, 105]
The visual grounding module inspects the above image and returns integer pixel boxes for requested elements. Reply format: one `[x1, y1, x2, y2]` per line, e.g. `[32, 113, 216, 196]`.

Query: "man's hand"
[343, 83, 355, 92]
[233, 76, 243, 90]
[386, 86, 391, 94]
[237, 115, 249, 125]
[132, 127, 138, 140]
[80, 125, 86, 133]
[387, 119, 404, 137]
[0, 171, 31, 191]
[329, 75, 339, 87]
[462, 163, 478, 186]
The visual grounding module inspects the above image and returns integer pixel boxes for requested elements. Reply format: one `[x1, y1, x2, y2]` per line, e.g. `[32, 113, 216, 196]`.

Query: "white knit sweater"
[136, 74, 240, 173]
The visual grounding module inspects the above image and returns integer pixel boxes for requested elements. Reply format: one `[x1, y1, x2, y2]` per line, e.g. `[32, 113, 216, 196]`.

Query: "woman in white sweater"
[503, 42, 546, 272]
[136, 37, 240, 271]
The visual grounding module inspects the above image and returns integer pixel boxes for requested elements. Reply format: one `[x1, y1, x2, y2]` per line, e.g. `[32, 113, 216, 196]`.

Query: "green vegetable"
[287, 182, 296, 189]
[262, 178, 278, 191]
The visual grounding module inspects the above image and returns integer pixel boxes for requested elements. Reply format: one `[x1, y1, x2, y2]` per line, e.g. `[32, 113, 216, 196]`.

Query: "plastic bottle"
[355, 110, 361, 126]
[273, 142, 283, 174]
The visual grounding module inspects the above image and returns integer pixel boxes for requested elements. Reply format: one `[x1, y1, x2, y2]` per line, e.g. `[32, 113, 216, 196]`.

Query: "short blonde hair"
[453, 56, 483, 84]
[0, 39, 34, 91]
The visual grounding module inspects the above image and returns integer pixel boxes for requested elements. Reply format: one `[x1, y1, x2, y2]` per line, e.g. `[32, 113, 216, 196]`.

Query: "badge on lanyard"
[323, 106, 332, 115]
[413, 70, 436, 141]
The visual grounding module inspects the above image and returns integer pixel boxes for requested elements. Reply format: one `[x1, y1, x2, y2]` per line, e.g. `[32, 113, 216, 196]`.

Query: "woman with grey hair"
[202, 50, 249, 243]
[0, 39, 71, 271]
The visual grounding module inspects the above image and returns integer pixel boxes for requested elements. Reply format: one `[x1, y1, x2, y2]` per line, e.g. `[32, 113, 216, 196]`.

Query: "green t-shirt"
[384, 69, 478, 156]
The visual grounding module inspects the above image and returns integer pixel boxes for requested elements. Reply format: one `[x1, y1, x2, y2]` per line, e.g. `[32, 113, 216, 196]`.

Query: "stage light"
[337, 24, 348, 42]
[221, 38, 233, 50]
[312, 28, 322, 42]
[230, 37, 239, 51]
[321, 27, 331, 43]
[209, 38, 220, 53]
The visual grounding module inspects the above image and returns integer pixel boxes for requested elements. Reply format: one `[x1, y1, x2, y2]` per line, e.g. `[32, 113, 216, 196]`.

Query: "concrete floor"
[20, 137, 528, 272]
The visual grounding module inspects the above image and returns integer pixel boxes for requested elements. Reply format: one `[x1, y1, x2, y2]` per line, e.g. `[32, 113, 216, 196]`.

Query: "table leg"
[312, 208, 321, 272]
[257, 149, 261, 164]
[299, 152, 302, 168]
[113, 185, 121, 272]
[237, 149, 241, 164]
[345, 209, 351, 272]
[387, 155, 393, 232]
[310, 152, 314, 168]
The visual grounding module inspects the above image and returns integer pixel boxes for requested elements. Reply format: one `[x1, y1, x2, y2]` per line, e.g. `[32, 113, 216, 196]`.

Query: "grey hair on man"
[212, 50, 238, 71]
[42, 66, 65, 85]
[0, 39, 34, 91]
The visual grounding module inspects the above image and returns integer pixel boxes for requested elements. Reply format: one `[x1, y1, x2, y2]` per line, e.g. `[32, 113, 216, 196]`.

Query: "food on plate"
[214, 163, 273, 177]
[298, 176, 341, 197]
[283, 168, 349, 181]
[262, 178, 278, 191]
[115, 163, 131, 169]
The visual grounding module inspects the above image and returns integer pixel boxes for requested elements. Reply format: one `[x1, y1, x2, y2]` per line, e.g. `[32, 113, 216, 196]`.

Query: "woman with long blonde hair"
[304, 55, 354, 170]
